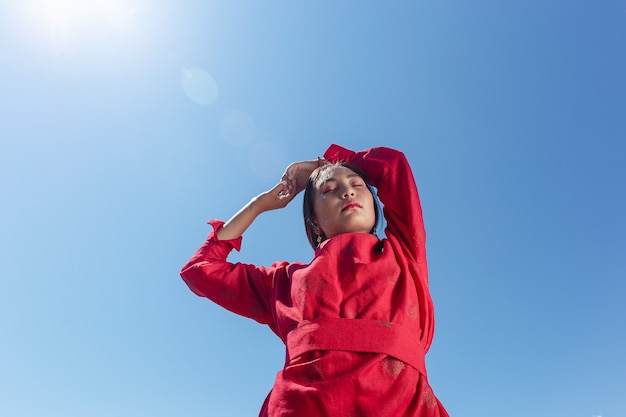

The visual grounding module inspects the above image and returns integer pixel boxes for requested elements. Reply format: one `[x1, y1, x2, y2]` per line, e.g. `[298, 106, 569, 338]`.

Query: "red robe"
[181, 145, 449, 417]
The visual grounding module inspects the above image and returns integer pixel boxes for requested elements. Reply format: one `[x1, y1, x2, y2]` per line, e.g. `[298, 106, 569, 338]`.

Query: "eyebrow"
[317, 173, 363, 188]
[322, 173, 361, 183]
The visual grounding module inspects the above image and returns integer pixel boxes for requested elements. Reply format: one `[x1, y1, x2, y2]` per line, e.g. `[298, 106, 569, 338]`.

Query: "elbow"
[180, 267, 205, 298]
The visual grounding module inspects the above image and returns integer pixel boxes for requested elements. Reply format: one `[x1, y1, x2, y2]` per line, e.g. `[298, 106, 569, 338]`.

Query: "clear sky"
[1, 1, 625, 416]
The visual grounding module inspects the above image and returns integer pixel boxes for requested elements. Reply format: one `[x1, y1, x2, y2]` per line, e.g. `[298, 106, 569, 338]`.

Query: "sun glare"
[16, 0, 138, 51]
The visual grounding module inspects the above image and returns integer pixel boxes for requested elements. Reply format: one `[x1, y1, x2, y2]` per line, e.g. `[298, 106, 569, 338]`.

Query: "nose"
[342, 186, 356, 199]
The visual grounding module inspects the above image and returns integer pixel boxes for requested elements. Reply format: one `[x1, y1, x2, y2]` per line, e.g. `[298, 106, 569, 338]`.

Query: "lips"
[342, 201, 362, 211]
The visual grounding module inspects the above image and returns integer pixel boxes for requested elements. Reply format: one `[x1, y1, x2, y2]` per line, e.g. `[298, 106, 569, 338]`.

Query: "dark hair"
[302, 162, 381, 249]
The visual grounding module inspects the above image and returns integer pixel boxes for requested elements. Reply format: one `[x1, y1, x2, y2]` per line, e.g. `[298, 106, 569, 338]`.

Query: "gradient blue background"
[1, 1, 625, 416]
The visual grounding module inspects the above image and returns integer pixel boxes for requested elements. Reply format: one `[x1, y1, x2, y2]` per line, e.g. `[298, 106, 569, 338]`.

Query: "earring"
[313, 226, 323, 246]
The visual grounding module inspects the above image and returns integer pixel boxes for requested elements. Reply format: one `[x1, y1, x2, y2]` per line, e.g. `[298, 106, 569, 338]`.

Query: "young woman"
[180, 144, 449, 416]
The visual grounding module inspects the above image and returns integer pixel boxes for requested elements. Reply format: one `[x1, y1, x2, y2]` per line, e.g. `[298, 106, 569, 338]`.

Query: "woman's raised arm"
[217, 158, 322, 241]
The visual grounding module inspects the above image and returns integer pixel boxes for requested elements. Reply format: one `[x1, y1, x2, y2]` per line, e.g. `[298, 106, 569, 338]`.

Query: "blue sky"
[1, 1, 625, 416]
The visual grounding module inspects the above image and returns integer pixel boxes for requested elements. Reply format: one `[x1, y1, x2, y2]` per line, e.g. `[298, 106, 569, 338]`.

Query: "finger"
[280, 170, 294, 188]
[283, 170, 294, 183]
[281, 180, 293, 196]
[280, 172, 291, 185]
[282, 174, 297, 193]
[274, 182, 297, 207]
[270, 180, 286, 197]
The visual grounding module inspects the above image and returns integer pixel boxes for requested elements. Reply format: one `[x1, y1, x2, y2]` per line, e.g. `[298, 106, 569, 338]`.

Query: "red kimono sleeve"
[324, 144, 435, 349]
[180, 220, 285, 328]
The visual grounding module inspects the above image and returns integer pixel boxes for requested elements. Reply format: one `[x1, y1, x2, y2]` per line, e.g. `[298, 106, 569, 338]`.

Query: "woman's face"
[313, 165, 376, 239]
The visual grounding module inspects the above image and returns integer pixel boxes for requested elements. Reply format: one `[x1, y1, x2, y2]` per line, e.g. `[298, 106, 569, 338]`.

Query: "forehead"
[314, 165, 361, 187]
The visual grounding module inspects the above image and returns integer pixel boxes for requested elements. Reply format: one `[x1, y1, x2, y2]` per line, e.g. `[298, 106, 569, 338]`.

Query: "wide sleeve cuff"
[206, 219, 243, 252]
[324, 143, 355, 163]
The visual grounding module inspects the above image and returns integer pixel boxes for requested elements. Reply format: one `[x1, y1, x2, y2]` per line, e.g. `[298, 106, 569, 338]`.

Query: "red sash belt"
[286, 318, 427, 377]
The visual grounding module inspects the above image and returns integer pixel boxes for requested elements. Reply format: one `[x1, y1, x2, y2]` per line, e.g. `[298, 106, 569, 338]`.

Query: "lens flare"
[181, 67, 218, 106]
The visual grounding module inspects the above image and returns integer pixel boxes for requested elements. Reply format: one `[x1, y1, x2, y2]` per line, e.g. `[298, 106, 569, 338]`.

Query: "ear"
[307, 218, 319, 232]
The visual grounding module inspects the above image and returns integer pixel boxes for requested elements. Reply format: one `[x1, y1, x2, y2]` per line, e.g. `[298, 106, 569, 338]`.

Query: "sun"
[14, 0, 138, 51]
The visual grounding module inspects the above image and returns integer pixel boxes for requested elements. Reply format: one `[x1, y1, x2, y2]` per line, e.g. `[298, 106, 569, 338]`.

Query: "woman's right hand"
[280, 158, 327, 196]
[218, 158, 326, 240]
[253, 158, 326, 213]
[218, 179, 296, 240]
[252, 179, 299, 213]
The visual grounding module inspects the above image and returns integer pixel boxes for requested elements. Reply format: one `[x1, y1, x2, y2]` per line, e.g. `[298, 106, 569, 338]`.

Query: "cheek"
[362, 193, 374, 209]
[365, 195, 377, 221]
[313, 198, 330, 220]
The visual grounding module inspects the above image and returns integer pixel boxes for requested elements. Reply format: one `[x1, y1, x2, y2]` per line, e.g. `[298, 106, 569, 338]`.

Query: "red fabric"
[286, 318, 427, 377]
[181, 145, 449, 417]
